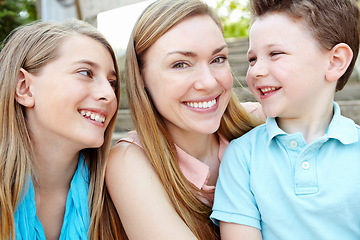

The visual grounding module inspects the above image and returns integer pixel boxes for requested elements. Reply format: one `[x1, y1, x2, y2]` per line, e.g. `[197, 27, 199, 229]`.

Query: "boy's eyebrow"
[167, 44, 228, 57]
[247, 43, 283, 54]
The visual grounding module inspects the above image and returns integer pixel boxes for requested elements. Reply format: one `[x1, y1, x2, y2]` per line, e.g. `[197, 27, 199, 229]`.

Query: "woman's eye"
[212, 56, 227, 64]
[172, 62, 189, 69]
[78, 69, 93, 78]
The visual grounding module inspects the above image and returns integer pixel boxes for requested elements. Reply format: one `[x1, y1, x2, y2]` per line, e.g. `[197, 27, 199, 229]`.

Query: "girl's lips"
[78, 109, 107, 124]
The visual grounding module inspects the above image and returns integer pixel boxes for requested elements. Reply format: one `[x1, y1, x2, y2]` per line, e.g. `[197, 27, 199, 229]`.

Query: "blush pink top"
[118, 102, 264, 206]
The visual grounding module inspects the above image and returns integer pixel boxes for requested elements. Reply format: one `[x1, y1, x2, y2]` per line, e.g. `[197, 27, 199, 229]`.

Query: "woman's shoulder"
[107, 131, 155, 184]
[108, 136, 146, 168]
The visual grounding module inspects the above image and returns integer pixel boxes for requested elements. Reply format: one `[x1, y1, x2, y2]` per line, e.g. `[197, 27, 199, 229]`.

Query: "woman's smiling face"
[142, 14, 233, 136]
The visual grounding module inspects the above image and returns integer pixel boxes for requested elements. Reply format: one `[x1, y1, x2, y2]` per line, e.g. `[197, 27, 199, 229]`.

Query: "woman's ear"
[325, 43, 353, 82]
[15, 68, 35, 107]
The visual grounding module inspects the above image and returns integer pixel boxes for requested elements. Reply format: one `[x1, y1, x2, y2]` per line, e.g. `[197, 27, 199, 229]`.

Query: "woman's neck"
[172, 131, 219, 163]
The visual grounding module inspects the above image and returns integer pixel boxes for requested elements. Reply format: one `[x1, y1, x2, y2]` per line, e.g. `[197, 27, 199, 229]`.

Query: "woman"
[0, 19, 120, 239]
[106, 0, 265, 239]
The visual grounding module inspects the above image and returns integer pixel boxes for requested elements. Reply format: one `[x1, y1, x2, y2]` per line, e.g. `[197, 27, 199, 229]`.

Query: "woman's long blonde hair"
[0, 19, 120, 239]
[117, 0, 262, 239]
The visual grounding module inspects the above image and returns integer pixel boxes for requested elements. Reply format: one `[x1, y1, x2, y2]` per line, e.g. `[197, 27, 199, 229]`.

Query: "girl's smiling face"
[142, 14, 233, 137]
[24, 35, 118, 149]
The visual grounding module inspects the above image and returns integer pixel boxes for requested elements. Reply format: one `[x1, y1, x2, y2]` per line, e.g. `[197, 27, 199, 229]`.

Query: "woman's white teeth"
[185, 99, 216, 109]
[80, 110, 105, 123]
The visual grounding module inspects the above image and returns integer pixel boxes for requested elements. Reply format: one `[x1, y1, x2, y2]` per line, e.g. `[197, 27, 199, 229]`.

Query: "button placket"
[294, 146, 318, 195]
[301, 161, 310, 170]
[290, 140, 298, 148]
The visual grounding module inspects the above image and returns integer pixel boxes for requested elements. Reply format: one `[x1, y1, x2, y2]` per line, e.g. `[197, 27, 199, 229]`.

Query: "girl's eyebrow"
[73, 59, 98, 68]
[73, 60, 117, 79]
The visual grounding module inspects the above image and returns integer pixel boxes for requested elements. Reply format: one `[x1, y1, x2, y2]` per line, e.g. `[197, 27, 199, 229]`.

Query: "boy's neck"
[277, 102, 334, 144]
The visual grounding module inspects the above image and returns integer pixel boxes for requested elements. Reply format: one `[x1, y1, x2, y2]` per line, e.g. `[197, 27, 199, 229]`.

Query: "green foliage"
[0, 0, 37, 47]
[213, 0, 251, 38]
[223, 15, 250, 38]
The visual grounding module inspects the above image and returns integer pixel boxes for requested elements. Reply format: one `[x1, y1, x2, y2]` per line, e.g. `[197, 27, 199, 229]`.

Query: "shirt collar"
[175, 134, 229, 189]
[266, 102, 358, 144]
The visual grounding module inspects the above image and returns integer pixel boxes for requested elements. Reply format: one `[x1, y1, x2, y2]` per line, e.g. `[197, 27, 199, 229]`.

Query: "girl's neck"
[33, 144, 80, 191]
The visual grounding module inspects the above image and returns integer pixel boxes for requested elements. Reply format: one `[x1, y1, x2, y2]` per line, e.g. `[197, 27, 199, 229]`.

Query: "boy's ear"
[325, 43, 353, 82]
[15, 68, 35, 107]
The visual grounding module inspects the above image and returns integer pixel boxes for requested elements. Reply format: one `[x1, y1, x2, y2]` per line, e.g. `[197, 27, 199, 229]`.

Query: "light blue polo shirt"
[211, 102, 360, 240]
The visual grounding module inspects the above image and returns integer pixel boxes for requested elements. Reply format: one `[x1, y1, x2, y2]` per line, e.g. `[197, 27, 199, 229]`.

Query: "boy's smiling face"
[246, 13, 333, 119]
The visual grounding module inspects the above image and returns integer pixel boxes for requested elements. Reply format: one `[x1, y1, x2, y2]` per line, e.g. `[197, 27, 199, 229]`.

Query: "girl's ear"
[325, 43, 353, 83]
[15, 68, 35, 107]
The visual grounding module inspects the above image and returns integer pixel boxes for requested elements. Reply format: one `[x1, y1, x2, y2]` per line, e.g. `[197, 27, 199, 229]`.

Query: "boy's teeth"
[80, 110, 105, 123]
[261, 87, 278, 94]
[185, 99, 216, 109]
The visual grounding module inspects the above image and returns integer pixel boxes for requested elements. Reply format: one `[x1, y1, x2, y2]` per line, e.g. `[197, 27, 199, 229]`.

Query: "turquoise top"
[14, 153, 90, 239]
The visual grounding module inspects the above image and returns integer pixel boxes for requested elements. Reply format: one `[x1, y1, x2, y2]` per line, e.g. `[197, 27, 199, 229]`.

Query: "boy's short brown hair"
[250, 0, 360, 91]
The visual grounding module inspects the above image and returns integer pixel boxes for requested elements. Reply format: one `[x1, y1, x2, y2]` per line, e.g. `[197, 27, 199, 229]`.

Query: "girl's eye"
[172, 62, 189, 69]
[212, 56, 227, 64]
[78, 69, 93, 78]
[108, 79, 118, 90]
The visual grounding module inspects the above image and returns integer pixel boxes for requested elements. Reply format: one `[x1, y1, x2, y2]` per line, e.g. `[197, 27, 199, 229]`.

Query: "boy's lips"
[260, 87, 281, 96]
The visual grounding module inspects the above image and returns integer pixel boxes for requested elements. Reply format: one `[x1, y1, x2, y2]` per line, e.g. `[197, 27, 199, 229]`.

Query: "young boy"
[211, 0, 360, 239]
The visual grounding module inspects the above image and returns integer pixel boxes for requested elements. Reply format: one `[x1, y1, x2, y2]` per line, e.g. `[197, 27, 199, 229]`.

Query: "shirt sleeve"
[210, 140, 261, 230]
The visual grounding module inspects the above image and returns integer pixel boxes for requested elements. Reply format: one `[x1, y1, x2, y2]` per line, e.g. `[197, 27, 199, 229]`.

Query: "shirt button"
[290, 140, 298, 148]
[302, 161, 310, 170]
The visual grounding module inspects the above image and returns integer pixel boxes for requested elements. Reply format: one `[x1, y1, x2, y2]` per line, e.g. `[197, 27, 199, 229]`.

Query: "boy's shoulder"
[231, 122, 268, 146]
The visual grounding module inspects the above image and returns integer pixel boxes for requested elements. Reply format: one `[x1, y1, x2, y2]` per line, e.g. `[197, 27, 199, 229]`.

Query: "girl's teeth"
[80, 110, 105, 123]
[185, 99, 216, 109]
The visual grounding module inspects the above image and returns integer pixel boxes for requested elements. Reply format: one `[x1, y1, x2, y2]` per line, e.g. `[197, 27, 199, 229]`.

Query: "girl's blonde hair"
[117, 0, 262, 239]
[0, 19, 120, 239]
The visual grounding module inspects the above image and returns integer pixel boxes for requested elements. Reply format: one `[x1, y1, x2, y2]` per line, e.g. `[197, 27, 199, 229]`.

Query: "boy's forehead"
[249, 12, 320, 50]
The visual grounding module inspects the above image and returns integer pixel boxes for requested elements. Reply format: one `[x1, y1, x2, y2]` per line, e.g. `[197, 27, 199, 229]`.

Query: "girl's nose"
[96, 78, 117, 102]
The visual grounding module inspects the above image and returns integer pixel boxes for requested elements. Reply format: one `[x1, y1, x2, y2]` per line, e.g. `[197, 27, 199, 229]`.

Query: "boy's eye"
[248, 57, 257, 66]
[270, 52, 284, 57]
